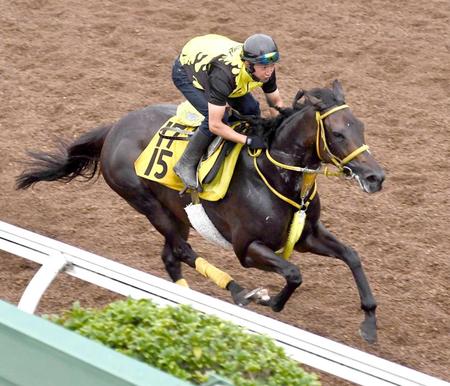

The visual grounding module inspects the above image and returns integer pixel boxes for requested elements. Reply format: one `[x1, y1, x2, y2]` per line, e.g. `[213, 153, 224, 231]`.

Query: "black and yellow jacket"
[179, 34, 277, 106]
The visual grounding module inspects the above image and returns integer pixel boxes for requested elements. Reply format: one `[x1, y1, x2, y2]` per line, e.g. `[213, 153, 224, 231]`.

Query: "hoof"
[245, 287, 270, 303]
[231, 287, 271, 307]
[231, 289, 252, 307]
[359, 319, 377, 344]
[270, 302, 285, 313]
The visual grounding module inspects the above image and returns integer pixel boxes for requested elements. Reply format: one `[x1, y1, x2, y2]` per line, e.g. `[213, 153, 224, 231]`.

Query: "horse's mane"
[244, 87, 344, 144]
[246, 105, 304, 144]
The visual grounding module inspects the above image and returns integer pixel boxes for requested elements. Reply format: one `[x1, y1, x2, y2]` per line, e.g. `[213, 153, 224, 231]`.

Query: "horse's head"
[303, 80, 385, 193]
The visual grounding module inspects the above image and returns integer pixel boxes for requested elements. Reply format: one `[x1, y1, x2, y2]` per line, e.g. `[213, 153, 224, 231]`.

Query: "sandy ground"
[1, 1, 449, 385]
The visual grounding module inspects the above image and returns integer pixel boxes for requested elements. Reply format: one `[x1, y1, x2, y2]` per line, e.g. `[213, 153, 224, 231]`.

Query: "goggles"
[253, 51, 280, 65]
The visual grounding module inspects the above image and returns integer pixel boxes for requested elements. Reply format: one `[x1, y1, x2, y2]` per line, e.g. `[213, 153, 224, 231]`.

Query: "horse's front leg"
[297, 221, 377, 343]
[239, 241, 302, 312]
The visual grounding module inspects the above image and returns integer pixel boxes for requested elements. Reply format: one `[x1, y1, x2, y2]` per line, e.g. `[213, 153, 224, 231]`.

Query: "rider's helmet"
[241, 34, 280, 65]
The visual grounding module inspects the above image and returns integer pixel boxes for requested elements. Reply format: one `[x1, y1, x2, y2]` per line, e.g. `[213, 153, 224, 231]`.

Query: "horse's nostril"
[366, 173, 384, 184]
[367, 174, 380, 184]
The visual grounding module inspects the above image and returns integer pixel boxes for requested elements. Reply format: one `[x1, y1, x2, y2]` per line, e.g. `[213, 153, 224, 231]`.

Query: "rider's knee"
[199, 123, 215, 138]
[240, 98, 261, 116]
[171, 59, 188, 87]
[228, 94, 261, 117]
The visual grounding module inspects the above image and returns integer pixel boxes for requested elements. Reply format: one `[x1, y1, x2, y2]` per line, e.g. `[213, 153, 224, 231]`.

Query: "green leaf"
[192, 347, 202, 359]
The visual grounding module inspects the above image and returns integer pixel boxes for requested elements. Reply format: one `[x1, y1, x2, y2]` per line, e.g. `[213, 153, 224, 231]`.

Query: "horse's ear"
[332, 79, 345, 103]
[305, 93, 325, 109]
[292, 89, 305, 108]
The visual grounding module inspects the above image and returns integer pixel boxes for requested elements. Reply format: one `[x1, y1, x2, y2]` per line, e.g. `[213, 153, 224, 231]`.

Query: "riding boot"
[173, 129, 213, 190]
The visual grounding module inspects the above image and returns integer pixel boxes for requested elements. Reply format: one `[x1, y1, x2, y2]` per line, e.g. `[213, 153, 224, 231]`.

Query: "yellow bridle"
[248, 103, 370, 259]
[316, 104, 369, 169]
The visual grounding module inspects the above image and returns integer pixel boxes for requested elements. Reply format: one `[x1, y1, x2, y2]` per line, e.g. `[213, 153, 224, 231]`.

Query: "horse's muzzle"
[356, 168, 385, 193]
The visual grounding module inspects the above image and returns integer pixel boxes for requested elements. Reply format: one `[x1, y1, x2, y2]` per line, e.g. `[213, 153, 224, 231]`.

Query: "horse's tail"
[16, 124, 113, 190]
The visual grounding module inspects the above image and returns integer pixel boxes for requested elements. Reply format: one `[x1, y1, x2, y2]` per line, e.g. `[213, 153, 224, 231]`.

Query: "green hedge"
[49, 299, 320, 386]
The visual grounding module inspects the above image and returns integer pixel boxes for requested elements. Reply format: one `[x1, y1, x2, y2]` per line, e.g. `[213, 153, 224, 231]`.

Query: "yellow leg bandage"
[175, 278, 189, 288]
[195, 257, 233, 289]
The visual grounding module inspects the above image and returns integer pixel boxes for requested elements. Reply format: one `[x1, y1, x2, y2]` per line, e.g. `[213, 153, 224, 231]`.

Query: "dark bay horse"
[16, 80, 384, 343]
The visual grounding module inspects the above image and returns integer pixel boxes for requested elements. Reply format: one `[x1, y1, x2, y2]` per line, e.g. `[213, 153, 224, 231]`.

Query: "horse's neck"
[254, 107, 320, 201]
[270, 107, 319, 169]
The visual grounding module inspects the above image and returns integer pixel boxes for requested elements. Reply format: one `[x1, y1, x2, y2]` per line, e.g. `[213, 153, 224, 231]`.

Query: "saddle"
[134, 101, 245, 201]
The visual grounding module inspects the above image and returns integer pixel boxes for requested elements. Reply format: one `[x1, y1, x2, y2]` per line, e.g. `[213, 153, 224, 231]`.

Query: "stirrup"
[178, 180, 203, 195]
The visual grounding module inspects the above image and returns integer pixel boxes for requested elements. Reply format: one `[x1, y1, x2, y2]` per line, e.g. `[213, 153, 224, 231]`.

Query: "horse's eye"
[332, 132, 345, 142]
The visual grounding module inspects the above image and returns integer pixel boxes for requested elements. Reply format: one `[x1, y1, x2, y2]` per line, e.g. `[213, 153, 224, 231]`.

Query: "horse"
[16, 80, 385, 343]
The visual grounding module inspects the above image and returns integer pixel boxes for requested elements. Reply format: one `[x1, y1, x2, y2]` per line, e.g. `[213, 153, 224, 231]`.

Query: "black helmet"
[241, 34, 280, 65]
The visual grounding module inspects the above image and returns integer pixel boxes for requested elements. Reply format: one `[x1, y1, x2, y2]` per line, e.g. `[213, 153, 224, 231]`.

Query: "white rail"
[0, 220, 447, 386]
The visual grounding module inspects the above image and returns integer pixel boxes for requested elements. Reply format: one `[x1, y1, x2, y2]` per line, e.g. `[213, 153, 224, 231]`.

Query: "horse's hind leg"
[113, 180, 191, 286]
[123, 184, 237, 292]
[161, 240, 188, 287]
[297, 221, 377, 343]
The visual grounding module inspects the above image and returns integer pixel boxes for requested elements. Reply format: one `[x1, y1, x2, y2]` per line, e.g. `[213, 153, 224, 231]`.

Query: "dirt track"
[1, 1, 449, 385]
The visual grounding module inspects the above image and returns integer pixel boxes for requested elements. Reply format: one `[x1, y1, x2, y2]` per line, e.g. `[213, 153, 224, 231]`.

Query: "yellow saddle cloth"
[134, 101, 243, 201]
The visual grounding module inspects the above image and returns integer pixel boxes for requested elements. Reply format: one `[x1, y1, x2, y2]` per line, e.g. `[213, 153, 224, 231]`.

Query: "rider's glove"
[245, 135, 266, 150]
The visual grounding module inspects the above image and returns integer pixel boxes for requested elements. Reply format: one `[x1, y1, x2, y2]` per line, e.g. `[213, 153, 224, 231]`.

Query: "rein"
[248, 103, 369, 259]
[250, 149, 318, 210]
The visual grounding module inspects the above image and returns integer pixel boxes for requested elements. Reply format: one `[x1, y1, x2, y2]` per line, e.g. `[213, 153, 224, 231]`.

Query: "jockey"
[172, 33, 284, 190]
